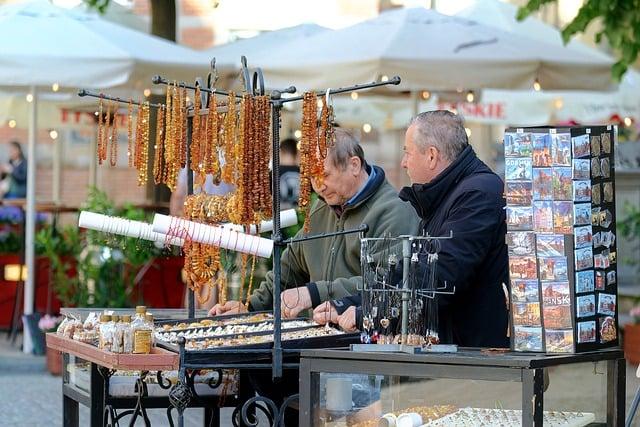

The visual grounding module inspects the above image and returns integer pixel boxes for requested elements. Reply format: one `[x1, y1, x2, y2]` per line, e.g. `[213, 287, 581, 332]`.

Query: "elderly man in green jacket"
[210, 128, 418, 317]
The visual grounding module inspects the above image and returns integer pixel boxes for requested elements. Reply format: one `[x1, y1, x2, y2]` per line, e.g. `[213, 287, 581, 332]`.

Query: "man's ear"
[350, 156, 362, 175]
[427, 146, 439, 169]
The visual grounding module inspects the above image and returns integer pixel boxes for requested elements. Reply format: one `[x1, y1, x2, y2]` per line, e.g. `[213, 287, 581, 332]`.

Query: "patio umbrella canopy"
[0, 0, 212, 90]
[0, 0, 213, 354]
[456, 0, 640, 124]
[258, 7, 614, 92]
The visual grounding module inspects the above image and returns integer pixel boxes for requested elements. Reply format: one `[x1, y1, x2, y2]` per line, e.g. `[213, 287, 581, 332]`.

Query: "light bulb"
[362, 123, 372, 133]
[533, 79, 541, 92]
[421, 91, 431, 100]
[466, 91, 474, 103]
[294, 130, 302, 139]
[52, 83, 59, 92]
[143, 88, 151, 97]
[26, 93, 34, 103]
[49, 130, 58, 140]
[351, 92, 359, 100]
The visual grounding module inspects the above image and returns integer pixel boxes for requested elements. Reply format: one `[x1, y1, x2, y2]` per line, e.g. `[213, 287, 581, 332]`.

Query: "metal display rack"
[78, 56, 401, 426]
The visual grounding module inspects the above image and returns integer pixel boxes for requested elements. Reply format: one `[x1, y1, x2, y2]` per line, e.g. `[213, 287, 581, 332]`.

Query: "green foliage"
[83, 0, 111, 14]
[518, 0, 640, 81]
[39, 187, 163, 308]
[618, 202, 640, 270]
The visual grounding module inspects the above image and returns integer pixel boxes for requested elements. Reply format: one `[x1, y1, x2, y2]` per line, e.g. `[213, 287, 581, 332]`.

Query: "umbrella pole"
[23, 85, 37, 354]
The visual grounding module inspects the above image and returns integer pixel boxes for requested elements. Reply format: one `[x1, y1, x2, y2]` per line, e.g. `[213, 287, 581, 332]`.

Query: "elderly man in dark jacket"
[319, 110, 509, 348]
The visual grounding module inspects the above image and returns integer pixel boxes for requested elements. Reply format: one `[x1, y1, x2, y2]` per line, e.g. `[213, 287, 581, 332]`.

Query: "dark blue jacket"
[399, 145, 509, 347]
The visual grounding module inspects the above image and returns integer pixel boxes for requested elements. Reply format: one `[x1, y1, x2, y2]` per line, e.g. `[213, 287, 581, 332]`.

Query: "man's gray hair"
[409, 110, 469, 162]
[327, 128, 366, 170]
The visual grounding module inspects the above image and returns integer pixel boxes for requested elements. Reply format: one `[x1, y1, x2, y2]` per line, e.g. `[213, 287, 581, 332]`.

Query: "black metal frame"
[61, 352, 241, 427]
[298, 348, 626, 427]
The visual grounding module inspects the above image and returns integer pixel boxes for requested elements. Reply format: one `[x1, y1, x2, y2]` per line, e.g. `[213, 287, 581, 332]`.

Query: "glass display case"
[299, 348, 625, 426]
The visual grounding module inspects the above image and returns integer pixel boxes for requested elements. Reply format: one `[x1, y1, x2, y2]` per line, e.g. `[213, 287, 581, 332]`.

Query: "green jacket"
[249, 165, 419, 311]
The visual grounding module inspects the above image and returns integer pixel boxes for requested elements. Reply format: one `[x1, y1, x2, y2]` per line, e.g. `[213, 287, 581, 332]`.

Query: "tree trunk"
[148, 0, 176, 204]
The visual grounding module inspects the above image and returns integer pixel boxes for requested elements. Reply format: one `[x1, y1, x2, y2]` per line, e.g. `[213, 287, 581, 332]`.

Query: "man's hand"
[208, 300, 248, 316]
[312, 302, 338, 325]
[338, 306, 357, 332]
[281, 287, 312, 319]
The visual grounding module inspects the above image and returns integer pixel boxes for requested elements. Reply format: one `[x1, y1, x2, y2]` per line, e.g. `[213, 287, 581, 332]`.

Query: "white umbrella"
[258, 7, 614, 92]
[0, 0, 211, 353]
[455, 0, 640, 124]
[207, 24, 328, 69]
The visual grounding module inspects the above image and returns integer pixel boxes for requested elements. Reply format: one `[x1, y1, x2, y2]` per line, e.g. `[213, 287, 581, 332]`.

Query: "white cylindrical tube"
[218, 209, 298, 234]
[79, 211, 184, 247]
[152, 214, 274, 258]
[396, 412, 422, 427]
[378, 413, 397, 427]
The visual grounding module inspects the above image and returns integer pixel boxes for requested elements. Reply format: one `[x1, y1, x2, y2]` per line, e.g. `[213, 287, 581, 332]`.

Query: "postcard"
[553, 201, 573, 234]
[591, 134, 601, 156]
[597, 293, 616, 316]
[578, 321, 596, 343]
[509, 256, 538, 280]
[532, 168, 553, 200]
[536, 234, 565, 257]
[601, 132, 611, 154]
[592, 183, 601, 205]
[592, 207, 601, 226]
[603, 182, 614, 203]
[591, 157, 602, 178]
[545, 329, 574, 353]
[533, 201, 554, 233]
[572, 134, 590, 158]
[572, 159, 590, 180]
[607, 270, 617, 285]
[600, 209, 612, 228]
[576, 270, 595, 294]
[514, 326, 543, 352]
[574, 203, 591, 226]
[593, 231, 602, 248]
[506, 206, 533, 231]
[504, 132, 533, 157]
[505, 158, 533, 181]
[609, 251, 617, 265]
[511, 279, 540, 303]
[542, 281, 571, 306]
[553, 167, 573, 200]
[573, 180, 592, 202]
[601, 157, 611, 179]
[577, 294, 596, 318]
[575, 247, 594, 271]
[506, 231, 536, 256]
[575, 225, 593, 249]
[506, 181, 533, 205]
[532, 133, 552, 166]
[539, 258, 568, 282]
[595, 270, 606, 290]
[512, 302, 542, 327]
[599, 316, 617, 343]
[552, 133, 572, 166]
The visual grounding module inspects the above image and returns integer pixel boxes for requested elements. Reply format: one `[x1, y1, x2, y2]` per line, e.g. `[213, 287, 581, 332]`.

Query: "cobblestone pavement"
[2, 335, 640, 426]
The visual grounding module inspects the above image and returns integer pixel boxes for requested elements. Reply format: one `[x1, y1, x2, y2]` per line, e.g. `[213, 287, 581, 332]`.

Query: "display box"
[504, 126, 618, 353]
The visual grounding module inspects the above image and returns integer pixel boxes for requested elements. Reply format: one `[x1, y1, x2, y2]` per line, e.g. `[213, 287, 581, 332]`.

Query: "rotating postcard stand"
[352, 233, 456, 355]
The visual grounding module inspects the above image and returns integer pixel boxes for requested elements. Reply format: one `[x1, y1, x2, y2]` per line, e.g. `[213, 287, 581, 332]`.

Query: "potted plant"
[38, 314, 63, 375]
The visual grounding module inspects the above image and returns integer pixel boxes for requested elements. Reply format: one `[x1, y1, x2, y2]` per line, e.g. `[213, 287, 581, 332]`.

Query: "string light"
[8, 119, 16, 128]
[143, 88, 151, 97]
[49, 130, 58, 140]
[52, 83, 59, 92]
[421, 90, 431, 100]
[351, 92, 359, 100]
[624, 117, 633, 126]
[465, 90, 475, 103]
[381, 75, 389, 82]
[362, 123, 372, 133]
[26, 93, 33, 103]
[554, 98, 564, 109]
[533, 78, 542, 92]
[294, 129, 302, 139]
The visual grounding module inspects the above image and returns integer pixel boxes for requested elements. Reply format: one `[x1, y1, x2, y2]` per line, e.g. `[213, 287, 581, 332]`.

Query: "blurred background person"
[277, 137, 300, 209]
[0, 141, 27, 199]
